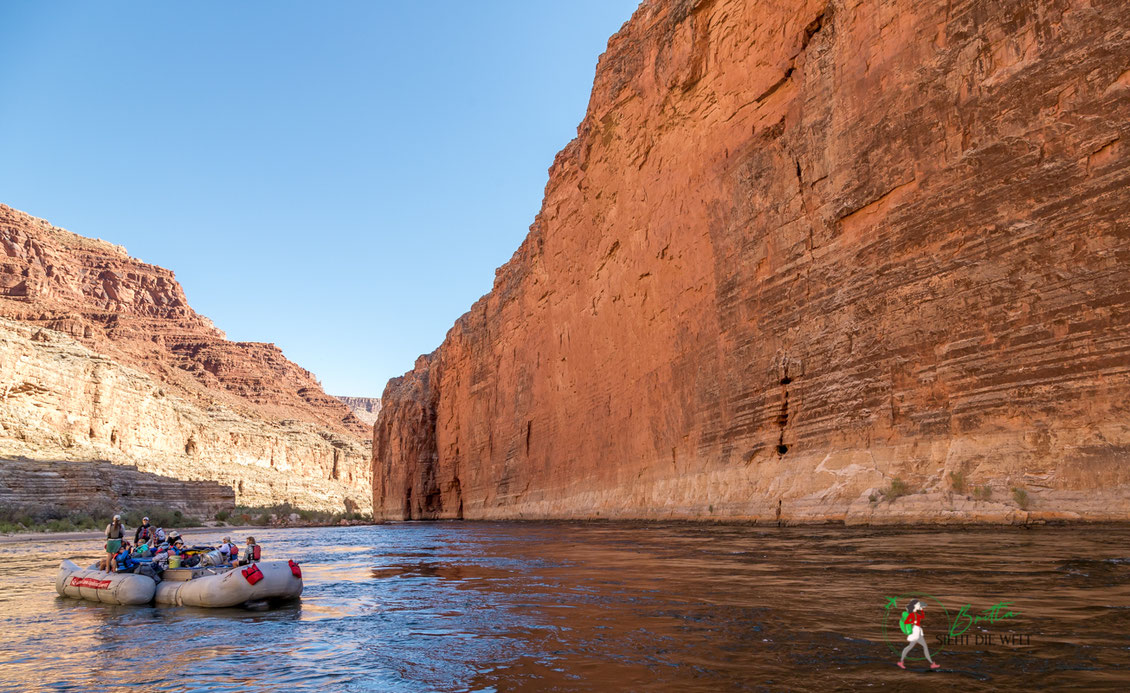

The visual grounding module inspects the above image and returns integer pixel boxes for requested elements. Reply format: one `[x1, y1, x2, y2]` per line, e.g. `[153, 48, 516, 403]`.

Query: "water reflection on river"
[1, 522, 1128, 691]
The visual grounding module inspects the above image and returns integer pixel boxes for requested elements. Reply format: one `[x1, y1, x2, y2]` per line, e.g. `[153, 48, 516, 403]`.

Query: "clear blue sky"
[0, 1, 639, 397]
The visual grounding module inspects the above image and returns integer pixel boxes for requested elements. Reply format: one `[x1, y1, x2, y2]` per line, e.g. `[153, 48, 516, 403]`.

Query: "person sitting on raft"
[134, 516, 154, 545]
[111, 541, 138, 573]
[150, 540, 175, 568]
[240, 536, 261, 565]
[219, 538, 238, 566]
[219, 536, 239, 563]
[99, 514, 125, 571]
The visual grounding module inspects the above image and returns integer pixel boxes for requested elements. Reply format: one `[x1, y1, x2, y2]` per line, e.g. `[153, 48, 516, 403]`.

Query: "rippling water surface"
[1, 522, 1129, 691]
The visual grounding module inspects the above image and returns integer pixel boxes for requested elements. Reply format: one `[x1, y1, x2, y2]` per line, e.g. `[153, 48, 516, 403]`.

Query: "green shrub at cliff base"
[884, 478, 911, 501]
[1012, 487, 1030, 510]
[948, 470, 966, 494]
[232, 503, 373, 527]
[0, 504, 111, 533]
[122, 508, 202, 530]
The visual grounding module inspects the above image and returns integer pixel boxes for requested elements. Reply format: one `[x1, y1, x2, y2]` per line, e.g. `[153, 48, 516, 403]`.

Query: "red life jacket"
[288, 560, 302, 578]
[248, 544, 261, 561]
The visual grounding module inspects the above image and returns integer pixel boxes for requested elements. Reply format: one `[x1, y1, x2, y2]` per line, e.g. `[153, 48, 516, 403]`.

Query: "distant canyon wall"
[0, 205, 372, 513]
[375, 0, 1130, 524]
[336, 396, 382, 426]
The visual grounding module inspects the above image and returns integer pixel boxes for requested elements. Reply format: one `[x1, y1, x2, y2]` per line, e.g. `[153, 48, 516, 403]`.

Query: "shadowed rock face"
[375, 0, 1130, 524]
[0, 458, 235, 518]
[0, 206, 372, 512]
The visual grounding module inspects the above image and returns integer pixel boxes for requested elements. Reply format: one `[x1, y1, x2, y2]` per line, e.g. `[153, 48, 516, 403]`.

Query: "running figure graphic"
[898, 599, 941, 669]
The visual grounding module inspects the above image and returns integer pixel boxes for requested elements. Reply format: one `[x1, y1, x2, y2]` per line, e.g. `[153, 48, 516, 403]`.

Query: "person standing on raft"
[99, 514, 125, 571]
[134, 516, 154, 545]
[898, 600, 940, 670]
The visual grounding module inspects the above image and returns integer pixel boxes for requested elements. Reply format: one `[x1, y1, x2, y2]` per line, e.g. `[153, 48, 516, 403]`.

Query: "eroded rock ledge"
[375, 0, 1130, 524]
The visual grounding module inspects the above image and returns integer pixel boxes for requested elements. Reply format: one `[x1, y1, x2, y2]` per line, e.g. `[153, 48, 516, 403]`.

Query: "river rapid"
[1, 522, 1128, 691]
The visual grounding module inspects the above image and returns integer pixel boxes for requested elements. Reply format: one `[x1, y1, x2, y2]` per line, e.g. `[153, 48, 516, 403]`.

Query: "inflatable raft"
[56, 559, 303, 608]
[56, 561, 156, 605]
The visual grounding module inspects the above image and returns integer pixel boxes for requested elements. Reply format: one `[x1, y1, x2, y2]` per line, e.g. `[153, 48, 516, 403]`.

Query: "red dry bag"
[288, 560, 302, 578]
[242, 564, 264, 585]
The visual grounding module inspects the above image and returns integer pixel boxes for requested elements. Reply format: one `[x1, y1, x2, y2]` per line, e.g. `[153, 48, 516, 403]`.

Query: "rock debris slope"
[0, 206, 371, 512]
[375, 0, 1130, 524]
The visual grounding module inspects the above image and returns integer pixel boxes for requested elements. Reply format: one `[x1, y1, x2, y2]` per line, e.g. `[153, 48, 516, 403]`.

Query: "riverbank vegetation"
[1, 501, 371, 534]
[0, 505, 202, 534]
[217, 503, 371, 528]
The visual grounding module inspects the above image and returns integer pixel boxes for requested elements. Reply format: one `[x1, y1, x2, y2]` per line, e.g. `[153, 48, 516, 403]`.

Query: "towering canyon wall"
[375, 0, 1130, 524]
[0, 205, 372, 512]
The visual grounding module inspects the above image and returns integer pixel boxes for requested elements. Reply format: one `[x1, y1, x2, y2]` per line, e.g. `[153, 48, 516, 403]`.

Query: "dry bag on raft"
[242, 564, 264, 585]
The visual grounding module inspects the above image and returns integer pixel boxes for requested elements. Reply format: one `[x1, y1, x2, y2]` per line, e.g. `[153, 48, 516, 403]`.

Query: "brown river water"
[1, 522, 1128, 691]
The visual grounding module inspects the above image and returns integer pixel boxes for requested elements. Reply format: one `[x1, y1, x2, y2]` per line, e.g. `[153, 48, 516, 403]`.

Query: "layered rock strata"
[0, 458, 235, 519]
[0, 319, 368, 511]
[0, 205, 372, 512]
[375, 0, 1130, 524]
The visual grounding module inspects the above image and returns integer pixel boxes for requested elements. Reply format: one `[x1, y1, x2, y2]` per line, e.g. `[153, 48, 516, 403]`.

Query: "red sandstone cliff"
[0, 205, 372, 512]
[375, 0, 1130, 524]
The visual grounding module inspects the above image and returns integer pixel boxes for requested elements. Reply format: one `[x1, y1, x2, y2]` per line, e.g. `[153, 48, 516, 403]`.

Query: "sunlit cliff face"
[375, 0, 1130, 523]
[0, 204, 372, 513]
